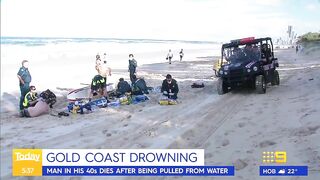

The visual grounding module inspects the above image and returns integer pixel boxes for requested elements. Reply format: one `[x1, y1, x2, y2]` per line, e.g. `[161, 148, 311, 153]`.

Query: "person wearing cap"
[116, 78, 131, 97]
[128, 54, 138, 84]
[161, 74, 179, 99]
[23, 86, 38, 109]
[17, 60, 32, 110]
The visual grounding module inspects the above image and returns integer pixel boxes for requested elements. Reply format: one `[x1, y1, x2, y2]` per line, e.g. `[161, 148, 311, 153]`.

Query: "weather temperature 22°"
[260, 166, 308, 176]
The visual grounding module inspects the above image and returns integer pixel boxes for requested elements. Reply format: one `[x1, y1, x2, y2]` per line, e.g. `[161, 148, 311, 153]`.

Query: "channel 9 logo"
[262, 151, 287, 163]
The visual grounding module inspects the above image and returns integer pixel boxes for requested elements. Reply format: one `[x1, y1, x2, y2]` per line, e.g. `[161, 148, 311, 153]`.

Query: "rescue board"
[67, 83, 114, 101]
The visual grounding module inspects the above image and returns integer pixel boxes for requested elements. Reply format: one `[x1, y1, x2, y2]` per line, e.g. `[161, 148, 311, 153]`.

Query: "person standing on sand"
[96, 54, 111, 81]
[102, 53, 107, 62]
[179, 49, 184, 61]
[95, 54, 102, 68]
[95, 54, 111, 101]
[128, 54, 137, 84]
[166, 49, 173, 64]
[17, 60, 32, 111]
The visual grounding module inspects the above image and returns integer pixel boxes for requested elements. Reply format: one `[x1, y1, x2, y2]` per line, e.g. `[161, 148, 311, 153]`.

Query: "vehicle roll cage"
[220, 37, 274, 66]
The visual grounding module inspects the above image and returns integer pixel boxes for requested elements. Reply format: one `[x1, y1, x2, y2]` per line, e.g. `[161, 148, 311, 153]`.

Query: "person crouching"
[22, 86, 38, 109]
[21, 89, 56, 117]
[161, 74, 179, 100]
[131, 75, 149, 95]
[89, 75, 109, 101]
[116, 78, 131, 97]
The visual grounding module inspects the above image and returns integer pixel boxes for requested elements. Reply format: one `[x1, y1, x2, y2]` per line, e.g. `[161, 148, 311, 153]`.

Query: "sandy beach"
[1, 44, 320, 180]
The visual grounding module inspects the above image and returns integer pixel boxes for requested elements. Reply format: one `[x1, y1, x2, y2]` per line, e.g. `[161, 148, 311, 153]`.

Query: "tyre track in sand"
[167, 69, 296, 150]
[167, 92, 247, 149]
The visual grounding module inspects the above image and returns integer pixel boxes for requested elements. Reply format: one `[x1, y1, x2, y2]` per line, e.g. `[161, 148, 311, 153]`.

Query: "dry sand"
[1, 49, 320, 180]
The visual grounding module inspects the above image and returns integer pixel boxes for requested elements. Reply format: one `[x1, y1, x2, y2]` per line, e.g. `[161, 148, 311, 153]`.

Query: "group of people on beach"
[17, 50, 182, 117]
[91, 52, 180, 102]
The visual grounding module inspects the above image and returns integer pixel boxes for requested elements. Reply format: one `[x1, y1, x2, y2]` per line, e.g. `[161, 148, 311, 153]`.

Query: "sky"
[1, 0, 320, 41]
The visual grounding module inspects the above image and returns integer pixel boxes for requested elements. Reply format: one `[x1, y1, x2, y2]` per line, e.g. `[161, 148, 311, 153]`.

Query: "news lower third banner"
[12, 149, 234, 176]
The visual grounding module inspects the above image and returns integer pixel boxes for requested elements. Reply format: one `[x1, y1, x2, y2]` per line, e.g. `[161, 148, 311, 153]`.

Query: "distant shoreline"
[0, 36, 219, 46]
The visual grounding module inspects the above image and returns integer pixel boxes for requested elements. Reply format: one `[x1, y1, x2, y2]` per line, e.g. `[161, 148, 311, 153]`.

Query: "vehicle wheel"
[271, 70, 280, 85]
[249, 78, 256, 89]
[255, 75, 266, 94]
[217, 78, 228, 95]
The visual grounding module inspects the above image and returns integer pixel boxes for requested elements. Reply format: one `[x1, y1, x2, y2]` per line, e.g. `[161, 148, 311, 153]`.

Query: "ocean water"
[1, 37, 221, 68]
[1, 37, 221, 97]
[0, 37, 218, 47]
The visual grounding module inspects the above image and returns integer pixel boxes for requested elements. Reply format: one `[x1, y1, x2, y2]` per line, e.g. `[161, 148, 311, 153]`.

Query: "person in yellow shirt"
[22, 86, 38, 109]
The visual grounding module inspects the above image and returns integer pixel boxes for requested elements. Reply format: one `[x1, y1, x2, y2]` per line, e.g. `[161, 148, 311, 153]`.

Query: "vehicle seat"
[261, 44, 271, 64]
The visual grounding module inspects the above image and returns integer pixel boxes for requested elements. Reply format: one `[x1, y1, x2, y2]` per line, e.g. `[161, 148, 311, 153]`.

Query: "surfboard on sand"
[67, 83, 114, 101]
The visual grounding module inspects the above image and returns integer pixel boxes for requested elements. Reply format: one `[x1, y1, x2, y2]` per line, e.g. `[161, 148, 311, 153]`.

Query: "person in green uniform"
[17, 60, 32, 111]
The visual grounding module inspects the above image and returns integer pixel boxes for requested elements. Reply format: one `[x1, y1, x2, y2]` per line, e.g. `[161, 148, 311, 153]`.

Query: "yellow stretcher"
[159, 99, 178, 105]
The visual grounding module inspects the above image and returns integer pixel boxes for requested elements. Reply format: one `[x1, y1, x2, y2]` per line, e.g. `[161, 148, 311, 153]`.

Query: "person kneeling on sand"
[131, 75, 149, 95]
[116, 78, 131, 97]
[22, 86, 38, 109]
[21, 89, 56, 117]
[89, 75, 110, 101]
[161, 74, 179, 100]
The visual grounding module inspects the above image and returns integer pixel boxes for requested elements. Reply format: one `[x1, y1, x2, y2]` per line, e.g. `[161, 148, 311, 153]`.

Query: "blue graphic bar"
[260, 166, 308, 176]
[43, 166, 234, 176]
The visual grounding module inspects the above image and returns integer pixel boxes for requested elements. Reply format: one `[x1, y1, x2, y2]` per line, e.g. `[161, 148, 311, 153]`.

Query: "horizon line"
[0, 36, 221, 44]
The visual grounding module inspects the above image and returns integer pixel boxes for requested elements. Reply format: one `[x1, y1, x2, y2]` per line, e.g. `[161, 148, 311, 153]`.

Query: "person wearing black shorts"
[166, 49, 173, 64]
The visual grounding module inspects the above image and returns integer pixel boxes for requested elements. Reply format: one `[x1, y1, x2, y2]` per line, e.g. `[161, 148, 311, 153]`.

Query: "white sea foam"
[1, 39, 221, 95]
